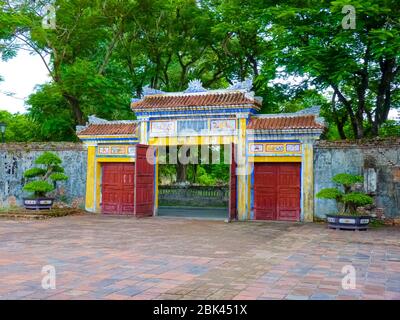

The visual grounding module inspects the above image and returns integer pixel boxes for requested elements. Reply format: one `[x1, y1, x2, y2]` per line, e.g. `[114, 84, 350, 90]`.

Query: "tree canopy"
[0, 0, 399, 141]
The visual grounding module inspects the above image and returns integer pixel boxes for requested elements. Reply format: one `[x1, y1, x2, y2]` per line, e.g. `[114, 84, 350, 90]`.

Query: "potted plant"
[23, 152, 69, 210]
[316, 173, 374, 230]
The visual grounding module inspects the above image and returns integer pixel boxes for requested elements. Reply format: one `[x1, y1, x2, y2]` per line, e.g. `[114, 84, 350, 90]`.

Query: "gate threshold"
[157, 206, 228, 220]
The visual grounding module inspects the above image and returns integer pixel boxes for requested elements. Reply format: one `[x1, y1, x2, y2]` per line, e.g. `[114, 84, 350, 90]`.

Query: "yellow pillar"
[302, 142, 314, 222]
[85, 146, 96, 212]
[139, 118, 149, 144]
[95, 161, 101, 212]
[237, 116, 249, 220]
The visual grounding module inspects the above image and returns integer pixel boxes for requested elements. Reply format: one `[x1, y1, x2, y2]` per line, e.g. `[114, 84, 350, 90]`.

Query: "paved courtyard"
[0, 214, 400, 300]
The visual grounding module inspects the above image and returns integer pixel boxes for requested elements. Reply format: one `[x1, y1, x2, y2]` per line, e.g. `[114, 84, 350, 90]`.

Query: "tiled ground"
[0, 215, 399, 300]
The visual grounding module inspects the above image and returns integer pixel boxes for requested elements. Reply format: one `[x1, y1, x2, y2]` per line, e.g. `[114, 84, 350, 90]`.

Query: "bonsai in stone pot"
[23, 152, 69, 210]
[316, 173, 373, 230]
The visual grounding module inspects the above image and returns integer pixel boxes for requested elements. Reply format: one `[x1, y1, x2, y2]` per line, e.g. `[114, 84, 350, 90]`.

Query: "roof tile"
[131, 91, 261, 111]
[248, 115, 324, 130]
[78, 123, 138, 136]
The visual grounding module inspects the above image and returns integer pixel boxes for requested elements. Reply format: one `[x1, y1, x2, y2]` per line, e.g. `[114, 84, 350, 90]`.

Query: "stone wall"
[2, 140, 399, 218]
[0, 143, 87, 208]
[314, 139, 400, 218]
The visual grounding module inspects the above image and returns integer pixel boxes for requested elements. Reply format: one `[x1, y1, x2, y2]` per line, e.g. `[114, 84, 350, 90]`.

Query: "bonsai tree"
[316, 173, 373, 215]
[23, 152, 69, 198]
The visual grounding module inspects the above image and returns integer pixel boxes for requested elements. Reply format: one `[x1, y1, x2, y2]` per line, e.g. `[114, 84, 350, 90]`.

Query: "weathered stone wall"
[0, 143, 87, 208]
[2, 140, 399, 217]
[314, 139, 400, 218]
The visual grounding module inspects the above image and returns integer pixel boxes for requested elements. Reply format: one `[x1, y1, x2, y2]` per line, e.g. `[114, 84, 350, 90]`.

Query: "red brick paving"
[0, 215, 399, 300]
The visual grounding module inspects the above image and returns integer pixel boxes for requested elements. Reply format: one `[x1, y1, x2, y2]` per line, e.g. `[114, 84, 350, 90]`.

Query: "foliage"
[49, 172, 69, 182]
[379, 120, 400, 137]
[35, 151, 62, 166]
[342, 192, 373, 213]
[23, 180, 54, 196]
[23, 167, 46, 178]
[315, 188, 343, 201]
[270, 0, 400, 139]
[0, 110, 40, 142]
[332, 173, 363, 192]
[196, 166, 217, 186]
[22, 152, 69, 197]
[159, 163, 229, 186]
[316, 173, 373, 215]
[1, 0, 399, 141]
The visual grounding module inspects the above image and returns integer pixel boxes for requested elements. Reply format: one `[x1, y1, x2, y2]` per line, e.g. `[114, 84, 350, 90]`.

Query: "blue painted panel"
[250, 139, 301, 143]
[136, 107, 258, 118]
[177, 119, 208, 133]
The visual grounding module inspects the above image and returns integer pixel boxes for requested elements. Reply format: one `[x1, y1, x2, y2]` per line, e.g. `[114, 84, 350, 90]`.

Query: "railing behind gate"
[158, 185, 229, 207]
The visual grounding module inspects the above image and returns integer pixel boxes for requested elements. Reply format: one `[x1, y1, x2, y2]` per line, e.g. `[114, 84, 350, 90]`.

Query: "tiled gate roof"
[248, 115, 325, 130]
[77, 123, 138, 136]
[131, 91, 262, 111]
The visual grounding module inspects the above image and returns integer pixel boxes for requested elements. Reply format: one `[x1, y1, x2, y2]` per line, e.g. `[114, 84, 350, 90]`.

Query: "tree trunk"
[192, 164, 198, 184]
[331, 84, 362, 139]
[64, 93, 84, 125]
[372, 58, 396, 136]
[176, 163, 187, 183]
[331, 93, 347, 140]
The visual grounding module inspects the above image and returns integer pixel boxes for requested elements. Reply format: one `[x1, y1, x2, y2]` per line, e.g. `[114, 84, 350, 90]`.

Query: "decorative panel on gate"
[249, 142, 302, 155]
[98, 145, 136, 156]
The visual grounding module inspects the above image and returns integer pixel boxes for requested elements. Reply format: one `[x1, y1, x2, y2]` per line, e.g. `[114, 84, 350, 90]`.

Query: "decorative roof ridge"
[91, 120, 138, 125]
[87, 115, 138, 125]
[251, 106, 322, 119]
[134, 78, 256, 100]
[139, 88, 252, 98]
[251, 114, 317, 119]
[131, 89, 263, 109]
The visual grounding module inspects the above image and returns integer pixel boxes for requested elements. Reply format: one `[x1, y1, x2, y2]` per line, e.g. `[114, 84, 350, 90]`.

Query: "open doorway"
[157, 144, 231, 220]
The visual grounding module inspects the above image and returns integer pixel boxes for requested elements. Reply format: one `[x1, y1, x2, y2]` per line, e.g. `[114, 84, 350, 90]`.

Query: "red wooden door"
[134, 144, 155, 217]
[102, 163, 135, 214]
[277, 163, 301, 221]
[254, 163, 300, 221]
[228, 143, 237, 221]
[254, 163, 277, 220]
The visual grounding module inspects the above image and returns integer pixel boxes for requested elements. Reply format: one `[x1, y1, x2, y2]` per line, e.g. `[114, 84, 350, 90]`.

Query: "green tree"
[270, 0, 400, 138]
[0, 110, 40, 141]
[23, 151, 69, 198]
[316, 173, 373, 215]
[2, 0, 399, 142]
[1, 0, 135, 127]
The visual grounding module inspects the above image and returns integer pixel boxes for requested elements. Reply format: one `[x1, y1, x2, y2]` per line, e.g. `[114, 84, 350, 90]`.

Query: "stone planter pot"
[326, 214, 371, 231]
[23, 198, 54, 210]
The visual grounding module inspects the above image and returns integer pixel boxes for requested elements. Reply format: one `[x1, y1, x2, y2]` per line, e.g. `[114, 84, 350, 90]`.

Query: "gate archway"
[77, 80, 325, 221]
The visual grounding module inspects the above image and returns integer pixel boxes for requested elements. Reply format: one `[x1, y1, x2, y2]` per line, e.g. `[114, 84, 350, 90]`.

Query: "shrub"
[316, 173, 373, 215]
[342, 192, 374, 214]
[23, 181, 54, 195]
[315, 188, 343, 201]
[332, 173, 363, 193]
[23, 152, 69, 198]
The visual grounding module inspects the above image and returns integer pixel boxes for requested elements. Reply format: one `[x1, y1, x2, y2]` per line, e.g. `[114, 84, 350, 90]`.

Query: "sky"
[0, 50, 50, 114]
[0, 50, 399, 121]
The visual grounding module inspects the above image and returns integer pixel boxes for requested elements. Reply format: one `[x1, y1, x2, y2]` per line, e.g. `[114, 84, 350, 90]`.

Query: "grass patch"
[0, 207, 86, 220]
[368, 218, 386, 228]
[313, 216, 326, 223]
